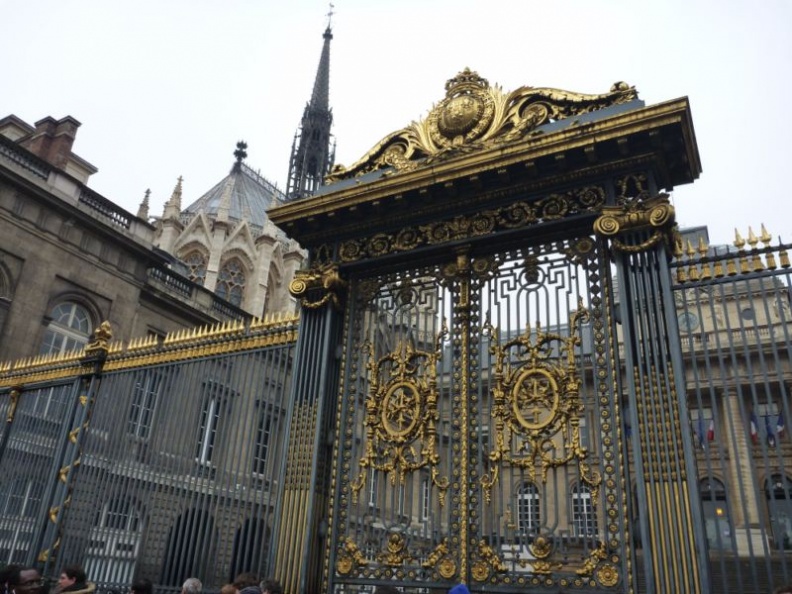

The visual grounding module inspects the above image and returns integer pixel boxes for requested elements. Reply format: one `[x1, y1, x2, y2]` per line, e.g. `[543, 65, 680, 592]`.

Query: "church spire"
[285, 16, 335, 202]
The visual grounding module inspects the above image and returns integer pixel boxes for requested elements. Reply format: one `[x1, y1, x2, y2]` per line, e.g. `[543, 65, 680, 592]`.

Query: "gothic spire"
[137, 188, 151, 220]
[285, 20, 335, 201]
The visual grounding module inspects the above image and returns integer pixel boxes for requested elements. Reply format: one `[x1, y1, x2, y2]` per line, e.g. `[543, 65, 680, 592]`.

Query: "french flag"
[750, 413, 759, 445]
[766, 416, 776, 448]
[707, 419, 715, 442]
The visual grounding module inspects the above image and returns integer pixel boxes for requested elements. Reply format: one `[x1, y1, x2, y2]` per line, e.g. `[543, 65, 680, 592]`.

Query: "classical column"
[272, 263, 347, 594]
[595, 195, 710, 594]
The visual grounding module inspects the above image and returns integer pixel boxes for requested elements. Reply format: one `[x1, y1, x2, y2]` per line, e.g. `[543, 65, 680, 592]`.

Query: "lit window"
[421, 477, 431, 523]
[183, 251, 208, 286]
[40, 301, 92, 355]
[571, 483, 598, 537]
[196, 395, 221, 465]
[517, 482, 540, 533]
[368, 472, 378, 509]
[216, 258, 246, 306]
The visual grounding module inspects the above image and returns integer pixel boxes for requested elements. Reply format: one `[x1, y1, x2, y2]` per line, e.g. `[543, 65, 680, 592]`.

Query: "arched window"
[0, 479, 44, 564]
[216, 258, 246, 307]
[84, 498, 143, 583]
[516, 482, 540, 534]
[40, 301, 92, 355]
[765, 474, 792, 550]
[571, 482, 598, 537]
[183, 251, 208, 286]
[229, 518, 270, 582]
[700, 477, 731, 549]
[160, 508, 215, 586]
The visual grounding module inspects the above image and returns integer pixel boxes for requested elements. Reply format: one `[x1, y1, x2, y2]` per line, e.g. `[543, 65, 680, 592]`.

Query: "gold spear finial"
[760, 224, 772, 245]
[734, 228, 745, 250]
[747, 226, 758, 248]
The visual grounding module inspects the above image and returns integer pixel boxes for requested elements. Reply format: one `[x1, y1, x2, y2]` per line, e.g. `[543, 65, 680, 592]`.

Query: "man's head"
[58, 566, 86, 590]
[259, 580, 281, 594]
[130, 578, 153, 594]
[232, 574, 258, 591]
[11, 568, 47, 594]
[181, 578, 202, 594]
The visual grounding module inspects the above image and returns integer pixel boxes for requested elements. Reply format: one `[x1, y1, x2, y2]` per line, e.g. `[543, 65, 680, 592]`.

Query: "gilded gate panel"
[327, 233, 631, 592]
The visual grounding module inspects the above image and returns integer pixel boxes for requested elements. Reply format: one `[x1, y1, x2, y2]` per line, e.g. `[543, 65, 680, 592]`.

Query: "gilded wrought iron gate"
[270, 70, 707, 594]
[327, 232, 628, 591]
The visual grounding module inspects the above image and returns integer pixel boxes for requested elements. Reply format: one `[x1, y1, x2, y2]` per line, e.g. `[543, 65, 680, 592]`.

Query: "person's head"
[232, 574, 258, 590]
[773, 586, 792, 594]
[448, 585, 470, 594]
[59, 566, 86, 590]
[220, 585, 237, 594]
[10, 568, 47, 594]
[259, 580, 281, 594]
[1, 566, 21, 592]
[181, 578, 202, 594]
[130, 578, 153, 594]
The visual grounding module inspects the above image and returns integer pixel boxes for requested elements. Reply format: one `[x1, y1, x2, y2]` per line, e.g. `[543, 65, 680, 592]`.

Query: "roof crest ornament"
[326, 69, 638, 183]
[233, 140, 248, 172]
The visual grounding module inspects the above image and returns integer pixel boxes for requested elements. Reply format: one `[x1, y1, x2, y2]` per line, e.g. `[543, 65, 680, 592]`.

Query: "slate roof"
[182, 162, 286, 233]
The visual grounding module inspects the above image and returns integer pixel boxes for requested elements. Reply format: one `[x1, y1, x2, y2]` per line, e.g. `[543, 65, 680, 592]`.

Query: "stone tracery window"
[216, 258, 246, 307]
[183, 251, 208, 286]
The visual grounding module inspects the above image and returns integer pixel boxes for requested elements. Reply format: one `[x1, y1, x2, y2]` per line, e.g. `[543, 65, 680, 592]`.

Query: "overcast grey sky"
[3, 0, 791, 246]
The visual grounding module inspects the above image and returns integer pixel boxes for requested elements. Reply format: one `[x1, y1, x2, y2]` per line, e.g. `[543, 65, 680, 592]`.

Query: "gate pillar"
[272, 264, 346, 594]
[595, 196, 710, 593]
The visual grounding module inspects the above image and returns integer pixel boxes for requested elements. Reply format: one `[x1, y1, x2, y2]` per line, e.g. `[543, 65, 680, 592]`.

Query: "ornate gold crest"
[480, 300, 601, 501]
[327, 69, 638, 182]
[350, 325, 450, 503]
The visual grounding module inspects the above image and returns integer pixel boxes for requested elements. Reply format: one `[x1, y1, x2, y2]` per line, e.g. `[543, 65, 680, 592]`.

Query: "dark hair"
[260, 580, 282, 594]
[1, 566, 22, 588]
[233, 574, 259, 590]
[62, 566, 87, 584]
[131, 578, 153, 594]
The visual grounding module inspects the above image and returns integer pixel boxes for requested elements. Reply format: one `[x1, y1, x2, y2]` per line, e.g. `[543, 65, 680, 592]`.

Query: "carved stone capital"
[593, 194, 677, 253]
[289, 263, 347, 310]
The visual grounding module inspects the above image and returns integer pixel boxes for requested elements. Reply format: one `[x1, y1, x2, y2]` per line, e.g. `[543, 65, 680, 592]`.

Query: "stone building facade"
[0, 114, 248, 362]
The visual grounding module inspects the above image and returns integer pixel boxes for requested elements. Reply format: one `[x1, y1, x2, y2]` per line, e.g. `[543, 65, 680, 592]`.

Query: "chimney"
[19, 116, 82, 170]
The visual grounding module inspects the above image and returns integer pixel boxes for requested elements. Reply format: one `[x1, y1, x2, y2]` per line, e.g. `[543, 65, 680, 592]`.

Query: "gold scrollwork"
[421, 539, 458, 579]
[377, 533, 413, 566]
[596, 563, 620, 587]
[471, 539, 507, 582]
[334, 186, 605, 264]
[576, 541, 609, 577]
[335, 537, 369, 576]
[593, 194, 677, 254]
[84, 320, 113, 356]
[480, 301, 601, 502]
[528, 535, 562, 575]
[289, 263, 347, 310]
[6, 387, 21, 423]
[351, 325, 450, 504]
